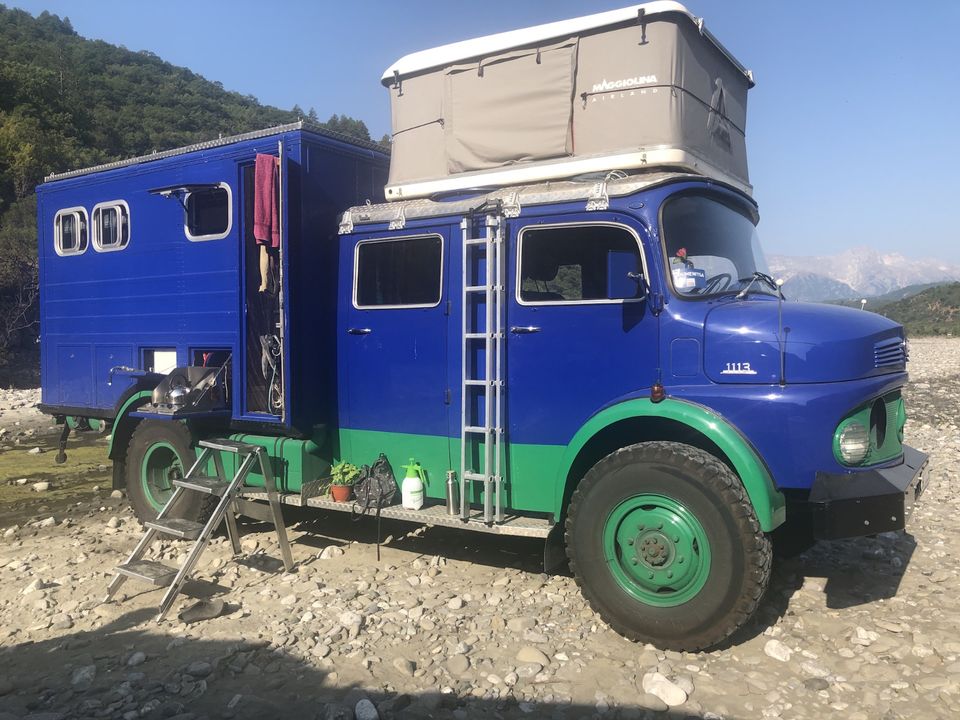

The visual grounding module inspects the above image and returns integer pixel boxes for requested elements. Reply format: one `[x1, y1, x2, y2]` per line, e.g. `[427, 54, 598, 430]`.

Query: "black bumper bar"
[806, 445, 929, 540]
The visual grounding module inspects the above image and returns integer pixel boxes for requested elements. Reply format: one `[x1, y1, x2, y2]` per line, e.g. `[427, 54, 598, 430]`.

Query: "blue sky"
[11, 1, 960, 262]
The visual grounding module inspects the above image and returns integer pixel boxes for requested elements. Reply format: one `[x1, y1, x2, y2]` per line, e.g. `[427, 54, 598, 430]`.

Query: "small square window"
[92, 201, 130, 251]
[354, 235, 443, 308]
[54, 207, 88, 256]
[184, 183, 232, 240]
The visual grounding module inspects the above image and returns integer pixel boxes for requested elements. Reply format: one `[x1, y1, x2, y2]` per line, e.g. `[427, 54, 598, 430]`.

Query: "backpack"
[352, 453, 397, 511]
[351, 453, 398, 561]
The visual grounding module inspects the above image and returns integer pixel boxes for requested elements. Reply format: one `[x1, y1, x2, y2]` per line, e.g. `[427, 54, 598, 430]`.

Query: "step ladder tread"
[116, 559, 177, 586]
[199, 437, 261, 454]
[173, 476, 229, 495]
[145, 517, 205, 540]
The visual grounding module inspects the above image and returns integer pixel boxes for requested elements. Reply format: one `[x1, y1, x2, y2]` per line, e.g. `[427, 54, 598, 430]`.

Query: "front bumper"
[806, 445, 929, 540]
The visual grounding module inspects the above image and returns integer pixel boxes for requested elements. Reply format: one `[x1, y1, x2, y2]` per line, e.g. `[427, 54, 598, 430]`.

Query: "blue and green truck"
[35, 4, 928, 649]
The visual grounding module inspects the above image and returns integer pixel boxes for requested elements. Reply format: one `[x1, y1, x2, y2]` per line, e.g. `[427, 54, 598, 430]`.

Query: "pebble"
[127, 652, 146, 667]
[355, 698, 379, 720]
[32, 481, 50, 492]
[516, 646, 551, 666]
[319, 545, 344, 559]
[764, 639, 793, 662]
[642, 671, 688, 707]
[446, 655, 470, 676]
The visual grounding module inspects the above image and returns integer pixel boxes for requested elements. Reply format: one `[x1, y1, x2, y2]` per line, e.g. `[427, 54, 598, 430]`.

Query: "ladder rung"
[173, 476, 229, 495]
[465, 285, 489, 293]
[464, 379, 488, 386]
[465, 238, 488, 246]
[115, 560, 177, 586]
[199, 438, 261, 454]
[462, 471, 487, 482]
[464, 426, 491, 434]
[145, 518, 205, 540]
[465, 333, 489, 340]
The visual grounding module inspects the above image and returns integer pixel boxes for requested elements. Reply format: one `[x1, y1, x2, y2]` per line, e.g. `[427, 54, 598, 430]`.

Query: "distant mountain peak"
[768, 250, 960, 302]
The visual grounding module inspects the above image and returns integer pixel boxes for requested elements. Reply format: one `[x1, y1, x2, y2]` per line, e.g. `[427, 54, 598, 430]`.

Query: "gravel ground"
[0, 338, 957, 720]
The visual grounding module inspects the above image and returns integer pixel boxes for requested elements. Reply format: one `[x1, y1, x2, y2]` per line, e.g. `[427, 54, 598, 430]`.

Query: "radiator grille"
[874, 338, 906, 369]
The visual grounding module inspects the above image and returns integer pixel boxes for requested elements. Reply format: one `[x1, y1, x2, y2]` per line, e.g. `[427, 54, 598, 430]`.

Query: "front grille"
[874, 337, 906, 369]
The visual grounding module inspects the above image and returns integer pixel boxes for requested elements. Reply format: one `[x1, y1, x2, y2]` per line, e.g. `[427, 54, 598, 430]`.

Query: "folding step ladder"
[460, 212, 505, 524]
[104, 438, 294, 622]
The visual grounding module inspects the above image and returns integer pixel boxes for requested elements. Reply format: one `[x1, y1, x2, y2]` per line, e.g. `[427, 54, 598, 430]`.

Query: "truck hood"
[703, 300, 906, 384]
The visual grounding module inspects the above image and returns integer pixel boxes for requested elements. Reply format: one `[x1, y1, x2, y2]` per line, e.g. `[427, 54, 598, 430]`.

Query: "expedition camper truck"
[36, 3, 928, 651]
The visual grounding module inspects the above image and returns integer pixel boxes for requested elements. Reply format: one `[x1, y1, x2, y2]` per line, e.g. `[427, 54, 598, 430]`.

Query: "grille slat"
[874, 338, 906, 369]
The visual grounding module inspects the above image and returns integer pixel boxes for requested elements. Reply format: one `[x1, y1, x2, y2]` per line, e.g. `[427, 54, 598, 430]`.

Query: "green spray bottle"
[400, 458, 426, 510]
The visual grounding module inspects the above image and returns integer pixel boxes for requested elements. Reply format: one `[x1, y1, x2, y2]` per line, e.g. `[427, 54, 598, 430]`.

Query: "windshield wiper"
[736, 271, 783, 299]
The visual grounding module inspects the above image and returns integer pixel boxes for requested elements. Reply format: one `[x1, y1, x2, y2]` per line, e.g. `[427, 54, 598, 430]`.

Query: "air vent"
[874, 338, 906, 369]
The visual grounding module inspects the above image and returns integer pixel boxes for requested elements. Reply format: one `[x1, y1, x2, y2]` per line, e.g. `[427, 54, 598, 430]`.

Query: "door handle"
[510, 326, 541, 334]
[347, 328, 372, 335]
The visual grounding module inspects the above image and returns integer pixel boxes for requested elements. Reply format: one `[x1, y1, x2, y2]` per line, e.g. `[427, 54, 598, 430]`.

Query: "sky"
[10, 0, 960, 262]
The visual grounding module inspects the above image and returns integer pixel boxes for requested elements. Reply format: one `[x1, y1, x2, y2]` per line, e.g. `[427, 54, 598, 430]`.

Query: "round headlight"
[837, 421, 870, 465]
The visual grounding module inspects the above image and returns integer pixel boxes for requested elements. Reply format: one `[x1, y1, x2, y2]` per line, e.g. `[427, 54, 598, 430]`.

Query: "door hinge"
[444, 388, 451, 405]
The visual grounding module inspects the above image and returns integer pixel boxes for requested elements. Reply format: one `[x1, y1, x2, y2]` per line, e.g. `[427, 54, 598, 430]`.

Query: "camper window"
[54, 207, 89, 256]
[184, 183, 232, 241]
[354, 235, 443, 308]
[92, 201, 130, 252]
[518, 223, 643, 305]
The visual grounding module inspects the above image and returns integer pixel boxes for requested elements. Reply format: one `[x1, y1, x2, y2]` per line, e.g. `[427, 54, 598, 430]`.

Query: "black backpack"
[351, 454, 397, 561]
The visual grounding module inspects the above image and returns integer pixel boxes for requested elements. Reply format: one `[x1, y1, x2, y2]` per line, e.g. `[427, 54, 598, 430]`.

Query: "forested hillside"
[876, 283, 960, 337]
[0, 5, 378, 379]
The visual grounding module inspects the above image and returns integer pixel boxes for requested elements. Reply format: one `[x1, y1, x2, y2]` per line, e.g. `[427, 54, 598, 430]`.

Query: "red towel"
[254, 153, 280, 248]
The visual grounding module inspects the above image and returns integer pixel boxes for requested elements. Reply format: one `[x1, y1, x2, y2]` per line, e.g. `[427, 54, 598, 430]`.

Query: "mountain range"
[768, 247, 960, 302]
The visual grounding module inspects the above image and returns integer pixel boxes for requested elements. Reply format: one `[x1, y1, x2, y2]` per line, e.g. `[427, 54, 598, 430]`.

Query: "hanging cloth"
[253, 153, 280, 249]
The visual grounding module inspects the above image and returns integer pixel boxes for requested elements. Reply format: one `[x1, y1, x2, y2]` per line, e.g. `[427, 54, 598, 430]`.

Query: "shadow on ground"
[1, 608, 731, 720]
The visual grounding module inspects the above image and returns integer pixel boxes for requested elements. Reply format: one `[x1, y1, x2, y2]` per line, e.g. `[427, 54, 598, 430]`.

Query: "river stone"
[641, 672, 688, 707]
[516, 646, 551, 666]
[446, 654, 470, 676]
[764, 639, 793, 662]
[355, 698, 379, 720]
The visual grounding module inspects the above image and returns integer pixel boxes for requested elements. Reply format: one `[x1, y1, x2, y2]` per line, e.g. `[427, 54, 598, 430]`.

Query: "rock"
[640, 692, 670, 712]
[280, 594, 297, 605]
[641, 672, 688, 707]
[71, 664, 97, 687]
[127, 651, 146, 667]
[800, 661, 830, 679]
[516, 646, 551, 666]
[22, 578, 49, 594]
[446, 654, 470, 676]
[38, 517, 56, 528]
[393, 657, 416, 676]
[179, 599, 226, 624]
[110, 489, 123, 499]
[507, 617, 537, 632]
[106, 516, 120, 529]
[515, 662, 542, 679]
[319, 545, 344, 559]
[339, 610, 362, 628]
[28, 446, 42, 454]
[186, 661, 212, 678]
[14, 478, 27, 485]
[764, 639, 793, 662]
[447, 597, 464, 610]
[355, 698, 379, 720]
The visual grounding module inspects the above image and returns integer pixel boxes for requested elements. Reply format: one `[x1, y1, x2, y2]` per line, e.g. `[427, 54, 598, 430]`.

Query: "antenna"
[776, 278, 786, 386]
[860, 298, 867, 311]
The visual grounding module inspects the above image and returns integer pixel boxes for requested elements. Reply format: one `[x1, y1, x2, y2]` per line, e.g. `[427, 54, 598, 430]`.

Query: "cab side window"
[354, 235, 443, 308]
[518, 224, 642, 303]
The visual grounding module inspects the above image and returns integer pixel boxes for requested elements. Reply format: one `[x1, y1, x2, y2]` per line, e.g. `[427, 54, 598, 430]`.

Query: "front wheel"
[565, 441, 771, 651]
[124, 420, 216, 524]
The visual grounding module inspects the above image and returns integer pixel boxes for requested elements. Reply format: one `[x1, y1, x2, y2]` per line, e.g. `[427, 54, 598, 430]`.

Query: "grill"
[874, 338, 906, 369]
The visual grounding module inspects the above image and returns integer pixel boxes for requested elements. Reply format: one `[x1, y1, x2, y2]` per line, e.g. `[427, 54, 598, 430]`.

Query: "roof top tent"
[36, 122, 389, 439]
[382, 1, 753, 200]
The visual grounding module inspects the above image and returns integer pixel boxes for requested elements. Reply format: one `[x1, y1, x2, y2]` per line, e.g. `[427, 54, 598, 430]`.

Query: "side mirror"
[607, 251, 646, 300]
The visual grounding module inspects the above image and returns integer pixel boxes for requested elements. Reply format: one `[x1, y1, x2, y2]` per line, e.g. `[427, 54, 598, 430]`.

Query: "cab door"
[341, 229, 450, 478]
[505, 216, 660, 509]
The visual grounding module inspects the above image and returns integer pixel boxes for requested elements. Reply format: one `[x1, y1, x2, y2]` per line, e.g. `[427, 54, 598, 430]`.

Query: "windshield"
[661, 194, 774, 298]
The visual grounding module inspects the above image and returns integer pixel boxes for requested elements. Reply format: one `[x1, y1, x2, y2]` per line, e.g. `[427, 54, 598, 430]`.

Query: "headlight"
[836, 421, 870, 465]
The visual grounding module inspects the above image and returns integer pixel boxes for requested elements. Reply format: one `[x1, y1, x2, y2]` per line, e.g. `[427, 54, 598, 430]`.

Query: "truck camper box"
[382, 1, 753, 200]
[36, 122, 389, 437]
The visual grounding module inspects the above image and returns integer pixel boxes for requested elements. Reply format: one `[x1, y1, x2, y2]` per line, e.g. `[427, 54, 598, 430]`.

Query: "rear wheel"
[566, 441, 771, 651]
[125, 420, 216, 524]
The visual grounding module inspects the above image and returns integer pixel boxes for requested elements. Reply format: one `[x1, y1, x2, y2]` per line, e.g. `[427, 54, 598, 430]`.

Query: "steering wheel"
[700, 272, 732, 295]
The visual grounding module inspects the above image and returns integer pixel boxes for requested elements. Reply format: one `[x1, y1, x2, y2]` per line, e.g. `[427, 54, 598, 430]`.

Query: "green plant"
[330, 461, 361, 487]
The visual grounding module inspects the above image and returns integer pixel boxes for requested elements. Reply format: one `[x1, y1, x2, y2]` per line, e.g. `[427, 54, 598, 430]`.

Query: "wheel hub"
[602, 493, 712, 607]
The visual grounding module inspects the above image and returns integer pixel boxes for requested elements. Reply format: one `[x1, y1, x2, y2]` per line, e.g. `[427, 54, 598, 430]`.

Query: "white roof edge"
[381, 2, 752, 85]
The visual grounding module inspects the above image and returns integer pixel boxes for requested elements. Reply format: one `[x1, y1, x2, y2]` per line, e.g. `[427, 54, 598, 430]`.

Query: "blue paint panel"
[95, 345, 134, 407]
[56, 345, 92, 406]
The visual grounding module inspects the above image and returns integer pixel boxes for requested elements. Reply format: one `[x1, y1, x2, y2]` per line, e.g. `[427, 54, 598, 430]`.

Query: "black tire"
[565, 441, 771, 651]
[124, 420, 217, 524]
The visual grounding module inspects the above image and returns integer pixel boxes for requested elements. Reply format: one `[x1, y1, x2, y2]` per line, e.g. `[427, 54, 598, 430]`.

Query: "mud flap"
[543, 522, 568, 574]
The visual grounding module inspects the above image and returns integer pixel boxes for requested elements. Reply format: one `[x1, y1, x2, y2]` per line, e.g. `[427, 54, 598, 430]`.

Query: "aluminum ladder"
[104, 438, 294, 622]
[460, 212, 505, 524]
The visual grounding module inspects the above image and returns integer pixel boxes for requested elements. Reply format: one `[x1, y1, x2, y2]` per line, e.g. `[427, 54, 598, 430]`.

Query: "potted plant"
[329, 461, 360, 502]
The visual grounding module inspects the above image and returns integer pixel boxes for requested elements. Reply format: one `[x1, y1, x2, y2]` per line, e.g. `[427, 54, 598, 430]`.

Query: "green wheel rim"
[602, 493, 712, 607]
[140, 441, 183, 511]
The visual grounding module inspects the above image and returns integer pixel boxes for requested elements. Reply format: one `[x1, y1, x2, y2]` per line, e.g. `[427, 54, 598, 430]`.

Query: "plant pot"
[330, 485, 352, 503]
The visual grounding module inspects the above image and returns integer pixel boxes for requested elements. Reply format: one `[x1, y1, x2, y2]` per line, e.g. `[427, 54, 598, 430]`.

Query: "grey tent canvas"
[382, 2, 753, 200]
